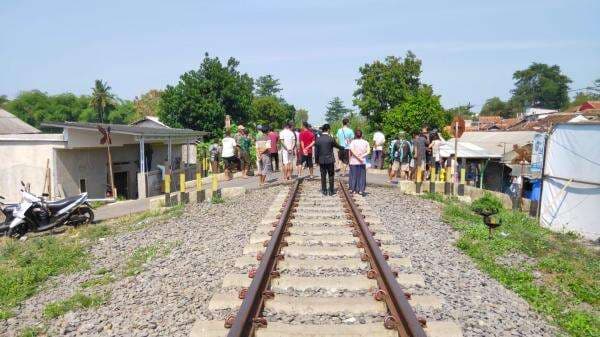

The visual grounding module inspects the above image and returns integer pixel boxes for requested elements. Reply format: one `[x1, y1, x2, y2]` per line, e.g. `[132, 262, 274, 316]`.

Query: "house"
[0, 108, 40, 134]
[0, 115, 206, 202]
[577, 101, 600, 111]
[523, 108, 558, 120]
[444, 131, 537, 192]
[130, 116, 169, 128]
[477, 116, 502, 130]
[508, 113, 588, 132]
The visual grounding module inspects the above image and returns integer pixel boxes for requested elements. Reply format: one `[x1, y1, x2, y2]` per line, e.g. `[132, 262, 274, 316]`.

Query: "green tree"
[250, 96, 292, 130]
[5, 90, 94, 127]
[133, 89, 162, 120]
[325, 97, 351, 123]
[353, 51, 422, 129]
[0, 95, 8, 108]
[159, 53, 254, 133]
[107, 100, 136, 124]
[294, 108, 309, 128]
[510, 63, 572, 111]
[479, 97, 514, 117]
[255, 75, 282, 97]
[381, 85, 445, 137]
[446, 104, 475, 121]
[90, 80, 115, 123]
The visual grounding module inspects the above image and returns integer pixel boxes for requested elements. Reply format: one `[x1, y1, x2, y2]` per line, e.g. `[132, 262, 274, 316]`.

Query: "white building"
[0, 117, 205, 202]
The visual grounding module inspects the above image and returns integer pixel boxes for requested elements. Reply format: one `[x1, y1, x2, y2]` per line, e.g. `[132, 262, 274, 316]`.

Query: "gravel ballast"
[365, 187, 560, 337]
[1, 186, 284, 337]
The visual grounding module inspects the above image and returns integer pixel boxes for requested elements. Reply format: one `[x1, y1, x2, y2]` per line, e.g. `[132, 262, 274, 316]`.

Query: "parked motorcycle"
[0, 182, 94, 238]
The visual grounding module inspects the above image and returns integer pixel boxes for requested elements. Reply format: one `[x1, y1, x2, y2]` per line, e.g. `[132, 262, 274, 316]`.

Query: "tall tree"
[255, 75, 282, 97]
[325, 97, 351, 123]
[294, 108, 309, 127]
[0, 95, 8, 108]
[250, 96, 293, 130]
[107, 99, 136, 124]
[133, 89, 162, 120]
[479, 97, 514, 117]
[90, 80, 115, 123]
[381, 85, 445, 137]
[446, 103, 475, 121]
[353, 51, 422, 128]
[159, 53, 254, 132]
[5, 90, 94, 127]
[510, 63, 571, 111]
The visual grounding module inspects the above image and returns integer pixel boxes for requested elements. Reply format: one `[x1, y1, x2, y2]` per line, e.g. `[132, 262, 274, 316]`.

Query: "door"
[113, 172, 128, 199]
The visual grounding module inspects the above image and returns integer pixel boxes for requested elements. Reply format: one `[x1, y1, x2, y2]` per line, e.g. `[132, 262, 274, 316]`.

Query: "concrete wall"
[0, 141, 63, 202]
[56, 144, 146, 199]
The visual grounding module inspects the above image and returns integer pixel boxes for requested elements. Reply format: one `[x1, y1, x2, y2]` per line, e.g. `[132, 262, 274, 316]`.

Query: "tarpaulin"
[540, 123, 600, 240]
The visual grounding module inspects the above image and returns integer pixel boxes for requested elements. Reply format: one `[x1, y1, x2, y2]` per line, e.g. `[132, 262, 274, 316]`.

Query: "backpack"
[389, 140, 412, 161]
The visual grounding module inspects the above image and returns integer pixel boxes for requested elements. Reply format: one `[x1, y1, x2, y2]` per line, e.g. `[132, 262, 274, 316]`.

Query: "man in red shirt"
[299, 121, 316, 178]
[267, 127, 279, 172]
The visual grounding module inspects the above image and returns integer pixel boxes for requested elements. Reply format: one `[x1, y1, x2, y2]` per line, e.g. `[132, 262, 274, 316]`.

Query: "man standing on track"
[299, 122, 316, 179]
[315, 124, 344, 196]
[336, 117, 354, 176]
[279, 122, 296, 181]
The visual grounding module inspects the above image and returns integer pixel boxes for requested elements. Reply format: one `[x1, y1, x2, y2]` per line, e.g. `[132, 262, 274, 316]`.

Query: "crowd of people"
[208, 120, 469, 195]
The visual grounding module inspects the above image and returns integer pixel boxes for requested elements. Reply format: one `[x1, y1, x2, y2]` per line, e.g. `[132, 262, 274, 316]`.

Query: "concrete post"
[179, 171, 188, 204]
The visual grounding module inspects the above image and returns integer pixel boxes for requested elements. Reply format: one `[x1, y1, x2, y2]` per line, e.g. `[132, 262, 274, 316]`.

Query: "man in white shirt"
[221, 130, 237, 181]
[372, 131, 385, 169]
[279, 122, 296, 181]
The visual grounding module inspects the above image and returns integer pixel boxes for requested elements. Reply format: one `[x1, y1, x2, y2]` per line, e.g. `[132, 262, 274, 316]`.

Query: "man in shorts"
[335, 117, 354, 175]
[221, 130, 236, 181]
[299, 122, 316, 178]
[255, 126, 272, 185]
[279, 122, 296, 181]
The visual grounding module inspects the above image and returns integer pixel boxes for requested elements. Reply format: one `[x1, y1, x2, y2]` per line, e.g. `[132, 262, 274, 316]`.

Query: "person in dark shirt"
[315, 123, 344, 196]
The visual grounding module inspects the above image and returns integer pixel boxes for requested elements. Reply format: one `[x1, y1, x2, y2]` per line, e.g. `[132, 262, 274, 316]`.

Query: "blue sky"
[1, 0, 599, 124]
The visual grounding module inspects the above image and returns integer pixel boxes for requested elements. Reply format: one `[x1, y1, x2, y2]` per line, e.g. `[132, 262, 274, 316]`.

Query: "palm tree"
[90, 80, 117, 197]
[90, 80, 114, 123]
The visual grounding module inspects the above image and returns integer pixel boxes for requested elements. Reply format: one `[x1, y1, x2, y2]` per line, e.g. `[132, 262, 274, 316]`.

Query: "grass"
[80, 274, 115, 289]
[123, 241, 175, 277]
[0, 236, 89, 319]
[42, 292, 109, 319]
[18, 325, 46, 337]
[211, 194, 225, 204]
[0, 204, 185, 321]
[435, 193, 599, 337]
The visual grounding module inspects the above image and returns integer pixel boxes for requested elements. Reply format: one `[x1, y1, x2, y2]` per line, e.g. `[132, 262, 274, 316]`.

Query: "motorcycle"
[0, 182, 95, 238]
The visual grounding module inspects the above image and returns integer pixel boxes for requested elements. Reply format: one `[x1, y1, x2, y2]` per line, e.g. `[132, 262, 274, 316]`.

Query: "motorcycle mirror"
[42, 193, 50, 197]
[21, 181, 25, 187]
[0, 196, 4, 199]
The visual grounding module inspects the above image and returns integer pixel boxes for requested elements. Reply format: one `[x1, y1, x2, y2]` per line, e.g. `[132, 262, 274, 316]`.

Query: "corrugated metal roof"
[449, 131, 537, 157]
[42, 121, 208, 137]
[439, 140, 502, 158]
[0, 108, 41, 134]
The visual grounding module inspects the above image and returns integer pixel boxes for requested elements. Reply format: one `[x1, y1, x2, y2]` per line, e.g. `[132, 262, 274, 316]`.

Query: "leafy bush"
[471, 192, 503, 215]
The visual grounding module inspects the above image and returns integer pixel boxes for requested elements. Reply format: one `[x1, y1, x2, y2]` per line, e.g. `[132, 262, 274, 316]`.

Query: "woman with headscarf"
[348, 129, 370, 195]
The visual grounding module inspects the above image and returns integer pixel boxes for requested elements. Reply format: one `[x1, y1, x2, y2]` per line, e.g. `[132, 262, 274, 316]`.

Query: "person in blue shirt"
[335, 118, 355, 175]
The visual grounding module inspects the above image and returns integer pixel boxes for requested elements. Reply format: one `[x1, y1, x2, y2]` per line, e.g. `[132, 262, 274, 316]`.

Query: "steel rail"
[339, 180, 427, 337]
[226, 178, 302, 337]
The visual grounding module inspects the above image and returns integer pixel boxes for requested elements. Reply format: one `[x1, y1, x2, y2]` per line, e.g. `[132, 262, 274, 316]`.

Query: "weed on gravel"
[437, 193, 599, 337]
[18, 324, 47, 337]
[0, 236, 88, 319]
[0, 205, 184, 321]
[43, 292, 109, 319]
[123, 241, 176, 277]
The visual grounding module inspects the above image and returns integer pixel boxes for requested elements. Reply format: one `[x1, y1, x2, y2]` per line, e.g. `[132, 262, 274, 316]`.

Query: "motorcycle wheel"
[7, 223, 28, 239]
[75, 206, 94, 226]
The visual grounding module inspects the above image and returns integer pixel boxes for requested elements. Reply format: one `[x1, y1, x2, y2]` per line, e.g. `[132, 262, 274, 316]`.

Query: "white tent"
[540, 123, 600, 240]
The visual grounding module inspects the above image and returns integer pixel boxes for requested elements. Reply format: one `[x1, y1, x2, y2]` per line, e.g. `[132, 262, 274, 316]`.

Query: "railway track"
[191, 179, 462, 337]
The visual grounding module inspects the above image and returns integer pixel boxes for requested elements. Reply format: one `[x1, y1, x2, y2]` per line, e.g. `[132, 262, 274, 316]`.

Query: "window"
[79, 179, 87, 193]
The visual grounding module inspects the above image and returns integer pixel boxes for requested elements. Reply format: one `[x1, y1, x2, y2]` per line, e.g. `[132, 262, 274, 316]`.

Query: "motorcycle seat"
[46, 195, 84, 212]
